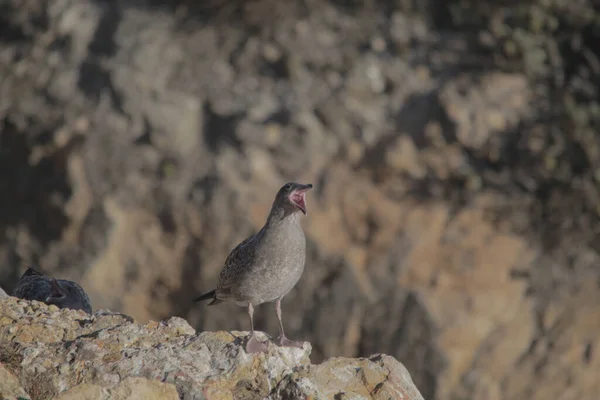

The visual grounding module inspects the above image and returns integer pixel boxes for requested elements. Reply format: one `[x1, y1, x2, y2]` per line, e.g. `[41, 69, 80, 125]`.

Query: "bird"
[194, 182, 313, 353]
[12, 266, 93, 314]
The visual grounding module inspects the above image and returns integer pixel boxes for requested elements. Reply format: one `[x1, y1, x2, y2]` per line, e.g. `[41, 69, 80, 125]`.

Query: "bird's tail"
[193, 289, 222, 305]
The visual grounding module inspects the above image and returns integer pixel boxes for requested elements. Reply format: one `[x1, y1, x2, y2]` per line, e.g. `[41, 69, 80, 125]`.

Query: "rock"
[0, 362, 30, 400]
[0, 1, 599, 400]
[0, 287, 8, 299]
[0, 297, 424, 400]
[439, 73, 532, 150]
[273, 354, 424, 400]
[55, 378, 179, 400]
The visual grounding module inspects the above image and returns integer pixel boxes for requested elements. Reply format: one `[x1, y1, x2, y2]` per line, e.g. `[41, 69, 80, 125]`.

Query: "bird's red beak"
[47, 279, 65, 301]
[289, 184, 313, 215]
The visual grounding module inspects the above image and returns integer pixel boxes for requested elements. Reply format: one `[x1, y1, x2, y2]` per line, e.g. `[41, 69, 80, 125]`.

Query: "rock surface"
[54, 377, 180, 400]
[0, 361, 30, 400]
[0, 1, 599, 400]
[0, 297, 424, 400]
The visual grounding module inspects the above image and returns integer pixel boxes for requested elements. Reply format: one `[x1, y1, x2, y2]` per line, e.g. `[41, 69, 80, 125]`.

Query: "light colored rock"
[0, 287, 8, 299]
[55, 377, 179, 400]
[54, 383, 104, 400]
[0, 362, 30, 400]
[439, 73, 533, 150]
[397, 197, 536, 400]
[272, 354, 424, 400]
[0, 297, 424, 400]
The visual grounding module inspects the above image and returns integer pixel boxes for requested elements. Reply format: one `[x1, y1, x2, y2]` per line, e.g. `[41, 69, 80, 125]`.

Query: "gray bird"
[194, 182, 313, 353]
[13, 267, 93, 314]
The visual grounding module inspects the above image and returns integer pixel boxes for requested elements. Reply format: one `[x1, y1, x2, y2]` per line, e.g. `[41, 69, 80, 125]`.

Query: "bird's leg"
[245, 302, 268, 353]
[275, 298, 304, 348]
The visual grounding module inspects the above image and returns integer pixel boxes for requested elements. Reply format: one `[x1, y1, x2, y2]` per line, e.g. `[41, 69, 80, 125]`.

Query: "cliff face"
[0, 297, 424, 400]
[1, 0, 600, 399]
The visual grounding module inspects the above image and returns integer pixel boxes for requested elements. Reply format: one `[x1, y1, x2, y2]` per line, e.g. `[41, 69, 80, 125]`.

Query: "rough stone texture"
[0, 1, 599, 400]
[55, 378, 179, 400]
[0, 361, 30, 400]
[0, 297, 423, 400]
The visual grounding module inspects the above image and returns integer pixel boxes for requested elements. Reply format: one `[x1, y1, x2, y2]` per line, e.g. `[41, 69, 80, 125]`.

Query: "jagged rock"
[0, 361, 30, 400]
[0, 297, 424, 400]
[55, 377, 179, 400]
[0, 287, 8, 299]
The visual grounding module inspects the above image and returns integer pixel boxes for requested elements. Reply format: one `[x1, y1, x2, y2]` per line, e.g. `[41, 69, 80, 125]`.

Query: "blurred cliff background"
[0, 0, 599, 399]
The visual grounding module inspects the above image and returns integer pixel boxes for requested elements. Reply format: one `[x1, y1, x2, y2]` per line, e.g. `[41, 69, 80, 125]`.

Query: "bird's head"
[274, 182, 313, 215]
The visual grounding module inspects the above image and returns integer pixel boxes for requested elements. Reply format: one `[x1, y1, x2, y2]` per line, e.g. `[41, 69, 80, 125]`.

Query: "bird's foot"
[278, 335, 305, 349]
[245, 335, 269, 354]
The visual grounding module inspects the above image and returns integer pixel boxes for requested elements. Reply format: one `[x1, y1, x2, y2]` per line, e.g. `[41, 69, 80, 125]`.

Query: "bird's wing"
[61, 280, 93, 314]
[216, 234, 258, 297]
[12, 276, 50, 301]
[77, 286, 93, 313]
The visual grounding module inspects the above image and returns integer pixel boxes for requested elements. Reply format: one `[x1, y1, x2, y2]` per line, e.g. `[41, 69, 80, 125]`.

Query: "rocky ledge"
[0, 297, 423, 400]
